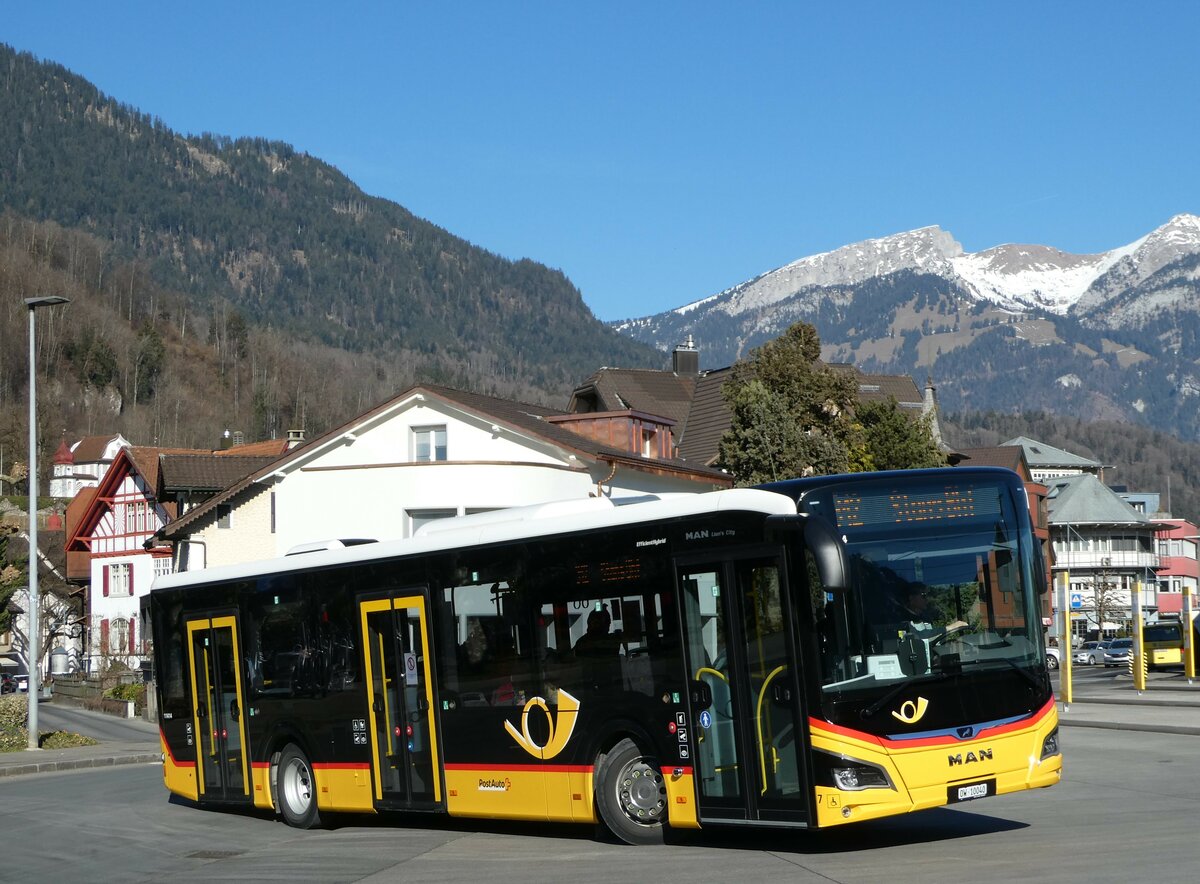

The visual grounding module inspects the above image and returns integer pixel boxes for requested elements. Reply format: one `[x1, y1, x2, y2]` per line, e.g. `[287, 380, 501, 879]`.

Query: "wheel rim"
[282, 756, 314, 816]
[615, 756, 666, 825]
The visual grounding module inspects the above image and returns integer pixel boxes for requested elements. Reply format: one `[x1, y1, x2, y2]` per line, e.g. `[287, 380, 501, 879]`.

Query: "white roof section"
[151, 488, 798, 592]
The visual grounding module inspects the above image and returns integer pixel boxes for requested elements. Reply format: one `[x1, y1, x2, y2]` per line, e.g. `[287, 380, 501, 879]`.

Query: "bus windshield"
[797, 474, 1043, 706]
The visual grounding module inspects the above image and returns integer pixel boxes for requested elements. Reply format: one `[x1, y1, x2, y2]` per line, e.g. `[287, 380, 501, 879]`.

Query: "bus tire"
[277, 744, 323, 829]
[594, 738, 666, 845]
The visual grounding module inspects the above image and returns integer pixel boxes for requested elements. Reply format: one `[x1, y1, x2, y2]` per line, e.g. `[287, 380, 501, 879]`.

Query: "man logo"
[890, 696, 930, 725]
[505, 690, 581, 759]
[957, 726, 975, 740]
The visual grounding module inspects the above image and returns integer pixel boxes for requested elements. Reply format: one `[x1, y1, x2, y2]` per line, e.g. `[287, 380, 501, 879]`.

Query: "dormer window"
[642, 428, 657, 459]
[412, 425, 448, 462]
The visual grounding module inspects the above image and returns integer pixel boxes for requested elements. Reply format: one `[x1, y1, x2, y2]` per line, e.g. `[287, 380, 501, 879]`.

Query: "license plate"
[948, 779, 995, 803]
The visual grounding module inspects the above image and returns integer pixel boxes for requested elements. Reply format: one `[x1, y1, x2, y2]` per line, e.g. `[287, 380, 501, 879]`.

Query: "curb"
[0, 751, 160, 779]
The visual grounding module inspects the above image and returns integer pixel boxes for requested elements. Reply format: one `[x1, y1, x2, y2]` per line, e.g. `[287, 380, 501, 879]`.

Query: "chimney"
[923, 376, 945, 449]
[287, 429, 306, 450]
[672, 335, 699, 376]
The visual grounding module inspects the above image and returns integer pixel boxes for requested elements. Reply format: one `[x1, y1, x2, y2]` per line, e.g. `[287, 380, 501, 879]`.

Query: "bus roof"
[150, 486, 798, 593]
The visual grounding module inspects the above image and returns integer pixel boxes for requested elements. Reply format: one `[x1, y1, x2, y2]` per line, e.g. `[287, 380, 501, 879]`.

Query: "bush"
[105, 682, 144, 702]
[0, 693, 26, 732]
[39, 731, 97, 749]
[0, 694, 28, 752]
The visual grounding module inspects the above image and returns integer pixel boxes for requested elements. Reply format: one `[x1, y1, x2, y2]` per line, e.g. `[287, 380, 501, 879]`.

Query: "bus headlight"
[815, 750, 894, 791]
[1040, 728, 1060, 760]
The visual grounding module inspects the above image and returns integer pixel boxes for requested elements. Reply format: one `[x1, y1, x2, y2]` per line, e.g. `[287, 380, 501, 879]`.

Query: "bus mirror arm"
[804, 515, 849, 592]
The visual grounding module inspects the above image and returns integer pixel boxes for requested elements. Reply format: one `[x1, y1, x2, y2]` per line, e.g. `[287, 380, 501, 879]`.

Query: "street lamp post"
[25, 294, 69, 751]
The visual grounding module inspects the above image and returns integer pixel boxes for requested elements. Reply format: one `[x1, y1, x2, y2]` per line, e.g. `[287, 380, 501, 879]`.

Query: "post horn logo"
[890, 696, 930, 725]
[505, 689, 581, 759]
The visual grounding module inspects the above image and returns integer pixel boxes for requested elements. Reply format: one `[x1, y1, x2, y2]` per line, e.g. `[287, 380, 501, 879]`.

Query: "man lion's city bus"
[146, 467, 1060, 844]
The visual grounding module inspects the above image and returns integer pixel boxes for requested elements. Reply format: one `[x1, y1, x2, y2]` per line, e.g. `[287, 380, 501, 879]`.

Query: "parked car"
[0, 672, 15, 693]
[1045, 646, 1060, 670]
[1104, 637, 1134, 667]
[1075, 640, 1112, 666]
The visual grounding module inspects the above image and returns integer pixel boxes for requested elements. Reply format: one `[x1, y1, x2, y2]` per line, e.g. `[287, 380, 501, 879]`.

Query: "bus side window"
[450, 579, 533, 706]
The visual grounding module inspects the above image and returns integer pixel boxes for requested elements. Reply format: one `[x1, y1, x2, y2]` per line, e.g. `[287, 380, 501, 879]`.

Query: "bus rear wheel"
[595, 738, 666, 845]
[277, 744, 323, 829]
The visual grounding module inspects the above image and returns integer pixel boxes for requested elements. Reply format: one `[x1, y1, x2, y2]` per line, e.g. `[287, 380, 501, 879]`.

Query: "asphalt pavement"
[2, 673, 1198, 780]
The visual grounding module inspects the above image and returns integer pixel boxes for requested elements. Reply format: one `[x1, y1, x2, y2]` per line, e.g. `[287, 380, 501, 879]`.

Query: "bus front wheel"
[277, 744, 323, 829]
[595, 738, 666, 845]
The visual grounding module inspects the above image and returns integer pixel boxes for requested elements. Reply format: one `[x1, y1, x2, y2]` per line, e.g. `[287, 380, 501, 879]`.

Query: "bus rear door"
[359, 591, 443, 811]
[679, 554, 811, 826]
[186, 614, 252, 805]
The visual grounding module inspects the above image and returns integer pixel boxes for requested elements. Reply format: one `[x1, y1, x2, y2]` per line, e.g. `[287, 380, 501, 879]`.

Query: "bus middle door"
[186, 614, 252, 805]
[679, 554, 810, 826]
[359, 592, 442, 811]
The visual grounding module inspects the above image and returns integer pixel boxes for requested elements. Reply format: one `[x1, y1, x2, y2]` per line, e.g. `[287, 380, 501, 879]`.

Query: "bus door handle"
[373, 695, 384, 714]
[689, 679, 713, 710]
[229, 698, 240, 722]
[196, 704, 207, 720]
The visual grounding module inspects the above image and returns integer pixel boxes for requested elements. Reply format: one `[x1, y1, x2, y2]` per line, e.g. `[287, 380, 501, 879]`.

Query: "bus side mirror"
[805, 515, 848, 592]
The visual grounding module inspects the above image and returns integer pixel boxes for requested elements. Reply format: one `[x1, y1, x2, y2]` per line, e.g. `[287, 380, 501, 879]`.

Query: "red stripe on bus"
[312, 762, 372, 770]
[160, 728, 196, 768]
[809, 697, 1056, 749]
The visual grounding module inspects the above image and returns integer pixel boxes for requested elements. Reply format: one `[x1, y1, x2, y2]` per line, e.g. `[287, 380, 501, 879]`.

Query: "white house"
[155, 384, 733, 571]
[50, 433, 131, 499]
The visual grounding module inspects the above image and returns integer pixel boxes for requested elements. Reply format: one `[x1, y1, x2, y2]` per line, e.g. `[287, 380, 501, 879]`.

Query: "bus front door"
[360, 593, 442, 811]
[186, 615, 252, 804]
[679, 556, 810, 826]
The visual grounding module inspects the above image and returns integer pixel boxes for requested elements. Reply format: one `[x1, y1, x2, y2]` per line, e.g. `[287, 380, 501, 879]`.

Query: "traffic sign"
[1070, 593, 1083, 610]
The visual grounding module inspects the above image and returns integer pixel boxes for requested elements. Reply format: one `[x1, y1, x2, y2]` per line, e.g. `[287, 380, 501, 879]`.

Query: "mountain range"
[0, 43, 660, 427]
[613, 215, 1200, 440]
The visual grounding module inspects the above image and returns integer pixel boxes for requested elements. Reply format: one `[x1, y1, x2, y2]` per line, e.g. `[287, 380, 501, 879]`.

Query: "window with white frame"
[154, 557, 173, 580]
[107, 562, 132, 597]
[412, 425, 448, 462]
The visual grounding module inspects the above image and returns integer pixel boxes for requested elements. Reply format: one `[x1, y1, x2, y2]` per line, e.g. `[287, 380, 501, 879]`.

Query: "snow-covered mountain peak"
[674, 225, 964, 318]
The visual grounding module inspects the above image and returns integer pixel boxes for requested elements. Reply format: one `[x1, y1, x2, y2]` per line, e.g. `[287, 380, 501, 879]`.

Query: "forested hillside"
[943, 411, 1200, 523]
[0, 44, 662, 456]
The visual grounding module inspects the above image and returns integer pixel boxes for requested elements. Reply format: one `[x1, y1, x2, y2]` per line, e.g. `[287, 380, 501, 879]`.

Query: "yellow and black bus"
[1142, 617, 1200, 669]
[146, 467, 1060, 844]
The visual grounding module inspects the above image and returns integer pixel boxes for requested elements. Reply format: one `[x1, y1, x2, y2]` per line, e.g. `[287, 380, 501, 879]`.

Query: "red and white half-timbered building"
[65, 447, 176, 673]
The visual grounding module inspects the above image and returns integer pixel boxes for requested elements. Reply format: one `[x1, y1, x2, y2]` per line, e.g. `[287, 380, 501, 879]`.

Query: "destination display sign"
[832, 485, 999, 529]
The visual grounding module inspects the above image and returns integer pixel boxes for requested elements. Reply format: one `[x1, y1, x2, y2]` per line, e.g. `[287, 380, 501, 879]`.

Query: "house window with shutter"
[106, 563, 132, 597]
[109, 618, 130, 656]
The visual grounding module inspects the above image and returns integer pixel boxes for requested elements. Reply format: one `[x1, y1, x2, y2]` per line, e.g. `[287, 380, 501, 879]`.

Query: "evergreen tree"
[717, 322, 860, 485]
[857, 396, 945, 471]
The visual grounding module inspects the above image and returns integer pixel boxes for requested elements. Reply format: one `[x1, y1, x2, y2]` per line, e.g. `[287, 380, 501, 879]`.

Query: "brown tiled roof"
[71, 434, 124, 463]
[157, 384, 731, 540]
[217, 439, 290, 457]
[952, 446, 1030, 480]
[855, 373, 922, 407]
[569, 369, 696, 426]
[159, 455, 282, 492]
[677, 368, 733, 466]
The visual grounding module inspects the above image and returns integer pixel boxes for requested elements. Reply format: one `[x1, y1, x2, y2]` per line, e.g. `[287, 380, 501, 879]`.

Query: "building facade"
[155, 384, 732, 572]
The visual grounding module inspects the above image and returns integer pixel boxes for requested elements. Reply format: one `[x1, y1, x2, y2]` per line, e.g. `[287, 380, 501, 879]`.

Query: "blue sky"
[5, 3, 1198, 321]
